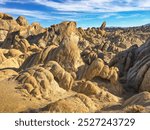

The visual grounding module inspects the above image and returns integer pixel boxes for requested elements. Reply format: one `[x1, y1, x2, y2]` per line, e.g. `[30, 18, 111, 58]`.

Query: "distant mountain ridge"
[106, 23, 150, 29]
[143, 23, 150, 27]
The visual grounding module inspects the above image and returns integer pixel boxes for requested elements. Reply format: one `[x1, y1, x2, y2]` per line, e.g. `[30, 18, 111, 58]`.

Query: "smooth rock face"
[0, 13, 150, 113]
[0, 13, 13, 20]
[0, 69, 18, 81]
[140, 68, 150, 92]
[0, 57, 20, 69]
[46, 94, 98, 113]
[123, 92, 150, 107]
[0, 30, 8, 42]
[16, 16, 29, 26]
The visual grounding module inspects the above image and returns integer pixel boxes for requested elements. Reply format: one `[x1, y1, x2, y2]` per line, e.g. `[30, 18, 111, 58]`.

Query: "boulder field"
[0, 12, 150, 113]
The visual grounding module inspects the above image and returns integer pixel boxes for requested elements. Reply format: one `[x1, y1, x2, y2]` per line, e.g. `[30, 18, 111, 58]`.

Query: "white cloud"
[1, 0, 150, 12]
[100, 13, 118, 18]
[137, 0, 150, 7]
[0, 7, 79, 21]
[32, 0, 150, 12]
[0, 7, 51, 20]
[0, 0, 32, 4]
[0, 0, 8, 4]
[116, 13, 143, 19]
[34, 0, 91, 12]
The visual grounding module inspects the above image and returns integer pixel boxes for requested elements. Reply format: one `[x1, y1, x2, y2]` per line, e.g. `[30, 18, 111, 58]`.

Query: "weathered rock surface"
[20, 34, 83, 73]
[43, 93, 97, 113]
[44, 61, 74, 90]
[0, 69, 18, 81]
[81, 58, 119, 85]
[15, 66, 66, 100]
[123, 92, 150, 107]
[16, 16, 29, 26]
[110, 38, 150, 93]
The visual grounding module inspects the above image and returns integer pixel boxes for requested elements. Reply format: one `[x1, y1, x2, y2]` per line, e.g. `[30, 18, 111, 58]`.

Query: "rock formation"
[16, 16, 29, 26]
[15, 66, 66, 100]
[0, 12, 150, 113]
[44, 93, 97, 113]
[44, 61, 74, 90]
[110, 38, 150, 93]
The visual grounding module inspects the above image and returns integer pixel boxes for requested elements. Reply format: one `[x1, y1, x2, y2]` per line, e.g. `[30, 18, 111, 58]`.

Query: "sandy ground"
[0, 79, 76, 113]
[0, 79, 49, 112]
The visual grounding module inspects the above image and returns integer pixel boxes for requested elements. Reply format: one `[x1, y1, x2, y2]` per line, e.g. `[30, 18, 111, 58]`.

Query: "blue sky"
[0, 0, 150, 28]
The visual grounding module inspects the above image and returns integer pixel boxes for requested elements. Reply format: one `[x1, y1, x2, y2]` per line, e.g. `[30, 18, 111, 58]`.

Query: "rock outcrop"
[43, 93, 97, 113]
[81, 58, 119, 86]
[110, 38, 150, 92]
[16, 16, 29, 26]
[15, 66, 66, 100]
[0, 69, 18, 81]
[123, 92, 150, 107]
[44, 61, 74, 90]
[20, 35, 83, 73]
